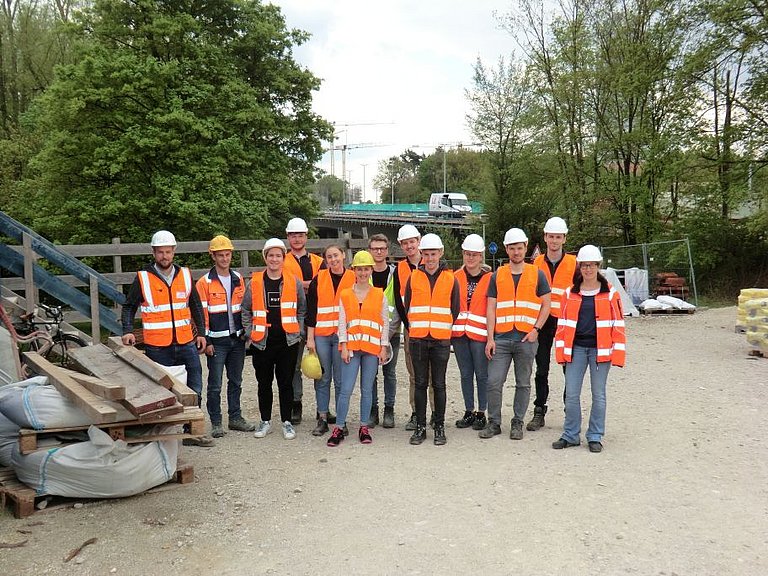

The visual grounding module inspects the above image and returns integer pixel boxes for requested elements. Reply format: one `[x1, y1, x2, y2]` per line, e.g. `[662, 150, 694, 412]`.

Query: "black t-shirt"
[574, 293, 598, 347]
[371, 268, 390, 290]
[264, 275, 286, 344]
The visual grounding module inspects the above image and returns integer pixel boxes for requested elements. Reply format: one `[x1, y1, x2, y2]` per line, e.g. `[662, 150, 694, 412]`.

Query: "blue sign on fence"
[488, 241, 498, 255]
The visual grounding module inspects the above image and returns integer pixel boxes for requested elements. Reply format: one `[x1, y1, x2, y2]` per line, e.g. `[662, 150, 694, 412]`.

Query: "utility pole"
[361, 163, 367, 202]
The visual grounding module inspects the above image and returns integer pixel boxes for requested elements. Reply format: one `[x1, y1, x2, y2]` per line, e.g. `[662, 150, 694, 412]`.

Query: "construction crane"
[327, 121, 393, 178]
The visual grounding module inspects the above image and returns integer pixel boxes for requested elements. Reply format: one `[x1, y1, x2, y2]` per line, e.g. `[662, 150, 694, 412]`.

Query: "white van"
[428, 193, 472, 218]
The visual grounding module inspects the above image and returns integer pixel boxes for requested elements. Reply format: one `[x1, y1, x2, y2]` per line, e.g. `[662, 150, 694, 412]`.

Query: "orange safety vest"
[314, 269, 355, 336]
[284, 251, 323, 282]
[554, 285, 626, 366]
[195, 269, 245, 338]
[397, 259, 417, 298]
[494, 264, 542, 334]
[138, 267, 194, 346]
[340, 287, 384, 355]
[534, 253, 577, 318]
[407, 269, 455, 340]
[451, 268, 491, 342]
[249, 271, 300, 343]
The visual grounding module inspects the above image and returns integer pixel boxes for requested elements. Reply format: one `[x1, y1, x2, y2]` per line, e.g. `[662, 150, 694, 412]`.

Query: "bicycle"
[10, 302, 88, 370]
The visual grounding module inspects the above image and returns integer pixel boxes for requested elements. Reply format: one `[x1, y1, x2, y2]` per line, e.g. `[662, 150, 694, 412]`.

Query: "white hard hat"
[150, 230, 177, 247]
[397, 224, 420, 242]
[285, 217, 309, 233]
[419, 233, 443, 250]
[543, 216, 569, 234]
[576, 244, 602, 263]
[262, 237, 287, 257]
[461, 233, 485, 252]
[503, 228, 528, 245]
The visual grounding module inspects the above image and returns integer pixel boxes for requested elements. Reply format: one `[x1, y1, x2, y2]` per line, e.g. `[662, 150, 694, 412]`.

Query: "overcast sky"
[269, 0, 517, 202]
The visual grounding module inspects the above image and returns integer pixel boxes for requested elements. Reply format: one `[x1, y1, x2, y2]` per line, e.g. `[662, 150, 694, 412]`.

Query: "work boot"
[405, 412, 417, 431]
[291, 401, 302, 425]
[211, 424, 225, 438]
[509, 418, 524, 440]
[409, 425, 427, 445]
[382, 406, 395, 428]
[434, 424, 447, 446]
[471, 412, 487, 431]
[526, 406, 547, 431]
[312, 418, 329, 436]
[455, 410, 475, 429]
[228, 417, 256, 432]
[368, 404, 379, 428]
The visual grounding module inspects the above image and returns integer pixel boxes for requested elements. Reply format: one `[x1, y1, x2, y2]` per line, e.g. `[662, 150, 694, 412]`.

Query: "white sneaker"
[254, 420, 272, 438]
[282, 421, 296, 440]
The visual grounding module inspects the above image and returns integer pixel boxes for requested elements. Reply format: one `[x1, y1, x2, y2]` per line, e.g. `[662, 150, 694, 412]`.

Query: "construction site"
[0, 213, 767, 575]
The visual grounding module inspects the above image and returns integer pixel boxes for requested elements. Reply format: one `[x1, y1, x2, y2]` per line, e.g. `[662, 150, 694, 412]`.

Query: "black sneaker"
[434, 424, 447, 446]
[552, 437, 580, 449]
[409, 425, 427, 445]
[359, 425, 373, 444]
[478, 422, 502, 439]
[369, 405, 380, 428]
[405, 412, 417, 431]
[455, 410, 475, 429]
[588, 441, 603, 453]
[382, 406, 395, 428]
[326, 426, 344, 447]
[311, 418, 329, 436]
[471, 412, 487, 430]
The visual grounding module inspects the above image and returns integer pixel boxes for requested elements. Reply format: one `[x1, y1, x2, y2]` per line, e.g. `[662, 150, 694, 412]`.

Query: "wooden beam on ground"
[22, 352, 118, 423]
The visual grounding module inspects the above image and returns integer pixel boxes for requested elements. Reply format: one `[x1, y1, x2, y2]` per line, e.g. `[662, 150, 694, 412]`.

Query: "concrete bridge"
[312, 210, 481, 241]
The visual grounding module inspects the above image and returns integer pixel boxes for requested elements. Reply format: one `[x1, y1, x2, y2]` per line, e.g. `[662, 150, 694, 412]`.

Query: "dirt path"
[1, 306, 766, 575]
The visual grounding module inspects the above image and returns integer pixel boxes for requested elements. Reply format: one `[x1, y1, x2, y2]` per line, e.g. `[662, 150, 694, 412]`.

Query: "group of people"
[120, 216, 626, 452]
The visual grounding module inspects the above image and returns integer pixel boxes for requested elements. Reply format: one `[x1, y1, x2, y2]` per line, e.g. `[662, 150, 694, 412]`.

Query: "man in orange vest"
[121, 230, 214, 447]
[403, 233, 460, 446]
[529, 217, 577, 431]
[195, 235, 255, 439]
[479, 228, 551, 441]
[283, 217, 324, 425]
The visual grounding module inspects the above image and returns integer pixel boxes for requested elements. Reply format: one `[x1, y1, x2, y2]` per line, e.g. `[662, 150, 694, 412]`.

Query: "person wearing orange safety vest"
[305, 244, 354, 437]
[403, 234, 460, 446]
[241, 238, 306, 441]
[552, 245, 625, 454]
[451, 234, 492, 432]
[195, 235, 254, 439]
[529, 216, 578, 432]
[479, 228, 551, 442]
[283, 217, 325, 425]
[326, 251, 391, 447]
[121, 230, 213, 447]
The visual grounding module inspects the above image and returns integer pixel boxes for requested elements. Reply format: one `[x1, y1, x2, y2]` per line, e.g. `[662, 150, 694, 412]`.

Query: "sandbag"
[0, 410, 20, 467]
[657, 295, 696, 310]
[12, 425, 179, 497]
[0, 377, 97, 430]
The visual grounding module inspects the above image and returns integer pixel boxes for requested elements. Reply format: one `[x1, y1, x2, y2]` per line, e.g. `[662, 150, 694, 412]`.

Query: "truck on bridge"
[337, 193, 480, 219]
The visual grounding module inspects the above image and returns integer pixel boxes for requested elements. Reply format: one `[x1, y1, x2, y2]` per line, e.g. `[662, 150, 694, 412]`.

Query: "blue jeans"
[452, 336, 488, 412]
[486, 339, 537, 425]
[562, 346, 610, 444]
[336, 351, 378, 427]
[372, 333, 400, 408]
[205, 336, 246, 425]
[314, 333, 342, 414]
[144, 342, 203, 406]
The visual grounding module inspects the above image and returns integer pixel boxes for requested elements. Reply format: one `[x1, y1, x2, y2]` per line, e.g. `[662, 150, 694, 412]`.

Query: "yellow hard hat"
[351, 250, 375, 267]
[301, 352, 323, 380]
[209, 235, 234, 252]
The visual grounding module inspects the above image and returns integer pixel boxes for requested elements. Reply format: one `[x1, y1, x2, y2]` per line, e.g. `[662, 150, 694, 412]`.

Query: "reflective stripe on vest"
[494, 264, 542, 334]
[407, 269, 455, 340]
[534, 254, 577, 317]
[314, 269, 355, 336]
[249, 271, 300, 342]
[341, 287, 384, 355]
[138, 267, 194, 346]
[451, 268, 491, 341]
[554, 285, 626, 366]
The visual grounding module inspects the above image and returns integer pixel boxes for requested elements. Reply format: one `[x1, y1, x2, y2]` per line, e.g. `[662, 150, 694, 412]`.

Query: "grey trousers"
[486, 339, 538, 425]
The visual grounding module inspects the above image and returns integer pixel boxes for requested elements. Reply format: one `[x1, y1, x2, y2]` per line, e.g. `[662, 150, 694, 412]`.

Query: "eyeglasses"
[579, 263, 599, 269]
[369, 247, 388, 252]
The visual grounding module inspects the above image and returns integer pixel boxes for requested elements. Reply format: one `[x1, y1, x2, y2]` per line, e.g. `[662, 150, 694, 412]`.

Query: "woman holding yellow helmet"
[327, 251, 390, 446]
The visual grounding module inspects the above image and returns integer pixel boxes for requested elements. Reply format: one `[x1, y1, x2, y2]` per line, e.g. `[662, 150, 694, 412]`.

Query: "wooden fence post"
[90, 274, 100, 344]
[22, 232, 36, 314]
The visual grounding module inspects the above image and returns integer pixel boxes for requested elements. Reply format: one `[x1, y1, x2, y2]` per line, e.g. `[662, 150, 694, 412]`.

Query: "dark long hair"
[572, 268, 610, 293]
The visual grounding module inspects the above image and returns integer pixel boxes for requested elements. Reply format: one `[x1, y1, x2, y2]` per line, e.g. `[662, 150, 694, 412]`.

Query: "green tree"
[19, 0, 331, 244]
[313, 174, 344, 208]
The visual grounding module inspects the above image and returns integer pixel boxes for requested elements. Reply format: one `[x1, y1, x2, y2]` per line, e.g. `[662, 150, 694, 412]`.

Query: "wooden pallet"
[0, 461, 194, 519]
[17, 407, 205, 455]
[640, 308, 696, 315]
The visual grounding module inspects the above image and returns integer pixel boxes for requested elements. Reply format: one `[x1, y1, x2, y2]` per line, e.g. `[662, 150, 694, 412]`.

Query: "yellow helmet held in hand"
[301, 352, 323, 380]
[209, 235, 234, 252]
[351, 250, 375, 267]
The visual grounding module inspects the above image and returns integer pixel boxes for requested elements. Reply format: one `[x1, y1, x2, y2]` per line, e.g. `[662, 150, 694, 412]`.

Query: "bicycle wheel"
[44, 333, 87, 368]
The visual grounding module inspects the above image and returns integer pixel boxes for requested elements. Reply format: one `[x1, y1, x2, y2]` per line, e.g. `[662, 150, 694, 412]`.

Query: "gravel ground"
[1, 305, 766, 576]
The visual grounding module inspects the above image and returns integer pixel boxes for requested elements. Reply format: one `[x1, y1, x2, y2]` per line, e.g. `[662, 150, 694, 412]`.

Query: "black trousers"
[533, 315, 565, 407]
[409, 337, 450, 426]
[251, 340, 299, 423]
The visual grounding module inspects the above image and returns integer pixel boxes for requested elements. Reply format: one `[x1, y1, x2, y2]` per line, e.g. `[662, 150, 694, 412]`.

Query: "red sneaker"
[358, 425, 372, 444]
[326, 426, 344, 447]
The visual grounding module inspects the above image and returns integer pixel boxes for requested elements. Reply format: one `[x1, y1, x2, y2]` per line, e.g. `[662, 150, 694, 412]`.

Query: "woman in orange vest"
[451, 234, 492, 431]
[327, 251, 390, 446]
[552, 245, 626, 454]
[305, 244, 355, 436]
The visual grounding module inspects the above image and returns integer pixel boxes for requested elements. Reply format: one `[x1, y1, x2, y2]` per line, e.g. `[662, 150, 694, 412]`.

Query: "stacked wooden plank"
[653, 272, 690, 300]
